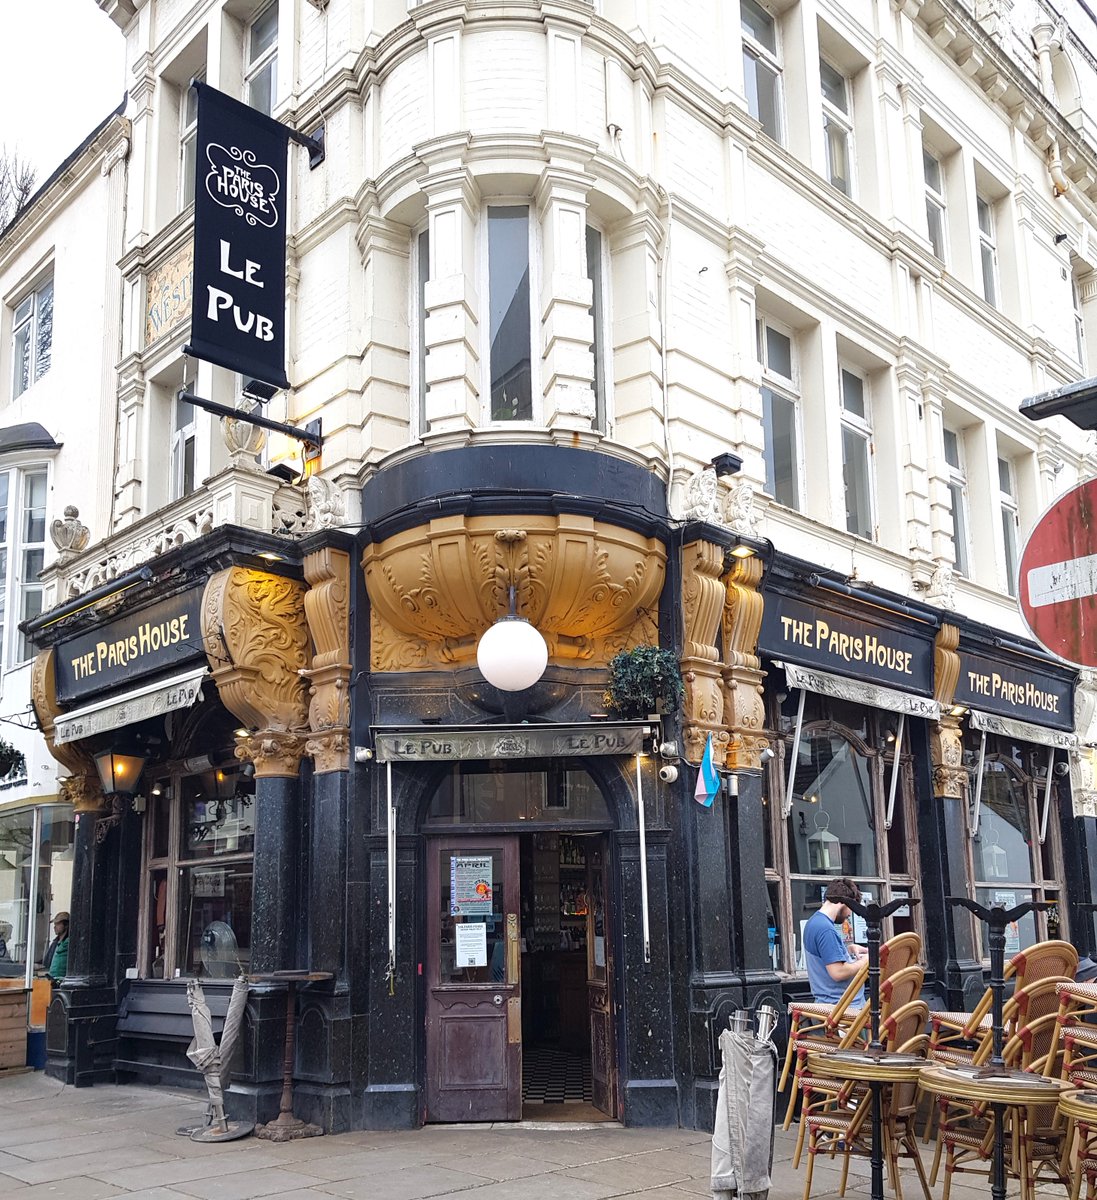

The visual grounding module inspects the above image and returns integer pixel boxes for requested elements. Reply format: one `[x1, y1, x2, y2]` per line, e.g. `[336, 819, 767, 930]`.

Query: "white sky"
[0, 1, 127, 183]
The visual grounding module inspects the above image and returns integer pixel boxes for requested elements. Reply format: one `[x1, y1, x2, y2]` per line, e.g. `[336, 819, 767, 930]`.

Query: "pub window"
[0, 465, 48, 667]
[171, 393, 197, 500]
[741, 0, 783, 143]
[11, 275, 53, 400]
[0, 804, 73, 979]
[179, 73, 204, 211]
[820, 57, 853, 196]
[998, 454, 1019, 598]
[143, 760, 255, 979]
[943, 427, 970, 577]
[763, 684, 920, 975]
[839, 363, 874, 540]
[976, 193, 1000, 309]
[586, 224, 609, 433]
[415, 227, 429, 435]
[426, 761, 611, 828]
[964, 733, 1066, 958]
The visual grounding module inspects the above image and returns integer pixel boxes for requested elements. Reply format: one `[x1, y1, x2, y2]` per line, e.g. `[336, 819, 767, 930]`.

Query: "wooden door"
[425, 836, 521, 1122]
[586, 837, 618, 1117]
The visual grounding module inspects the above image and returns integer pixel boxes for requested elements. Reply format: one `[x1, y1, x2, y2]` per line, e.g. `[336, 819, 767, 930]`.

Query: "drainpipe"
[1033, 19, 1071, 198]
[657, 189, 675, 515]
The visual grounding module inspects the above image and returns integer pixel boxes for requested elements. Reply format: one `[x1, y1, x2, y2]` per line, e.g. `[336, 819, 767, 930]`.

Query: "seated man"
[803, 877, 867, 1006]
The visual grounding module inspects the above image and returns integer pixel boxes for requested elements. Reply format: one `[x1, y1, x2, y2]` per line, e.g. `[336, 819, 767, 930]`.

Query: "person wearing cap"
[43, 912, 69, 982]
[802, 877, 868, 1006]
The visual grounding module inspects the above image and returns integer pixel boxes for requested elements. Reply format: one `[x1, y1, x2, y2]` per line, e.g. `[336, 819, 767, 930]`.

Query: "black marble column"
[1059, 788, 1097, 958]
[251, 775, 300, 973]
[914, 722, 982, 1009]
[615, 828, 679, 1127]
[65, 810, 102, 985]
[308, 770, 348, 974]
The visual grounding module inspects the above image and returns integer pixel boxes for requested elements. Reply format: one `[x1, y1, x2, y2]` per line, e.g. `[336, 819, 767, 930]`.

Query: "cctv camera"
[658, 764, 679, 784]
[761, 747, 775, 760]
[1054, 760, 1071, 777]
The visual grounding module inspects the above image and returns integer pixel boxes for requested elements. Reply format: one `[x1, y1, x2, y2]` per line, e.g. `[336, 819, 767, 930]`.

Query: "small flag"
[695, 733, 720, 807]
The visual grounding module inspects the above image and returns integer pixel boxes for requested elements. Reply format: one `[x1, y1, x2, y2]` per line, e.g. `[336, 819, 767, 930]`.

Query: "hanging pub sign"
[185, 82, 291, 391]
[953, 647, 1074, 733]
[758, 590, 935, 696]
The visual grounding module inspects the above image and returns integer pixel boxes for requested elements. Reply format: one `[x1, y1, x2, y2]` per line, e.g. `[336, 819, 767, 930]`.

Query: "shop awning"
[968, 708, 1077, 750]
[53, 667, 208, 745]
[372, 721, 652, 762]
[783, 663, 940, 719]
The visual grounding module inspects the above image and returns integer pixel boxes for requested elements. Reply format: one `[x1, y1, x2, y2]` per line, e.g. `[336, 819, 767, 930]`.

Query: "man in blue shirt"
[803, 877, 867, 1005]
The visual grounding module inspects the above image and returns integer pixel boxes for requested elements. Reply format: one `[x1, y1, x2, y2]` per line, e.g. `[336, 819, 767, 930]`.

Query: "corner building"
[20, 0, 1097, 1131]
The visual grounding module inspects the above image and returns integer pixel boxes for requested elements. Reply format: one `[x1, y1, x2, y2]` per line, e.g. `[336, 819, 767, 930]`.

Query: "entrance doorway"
[425, 831, 617, 1122]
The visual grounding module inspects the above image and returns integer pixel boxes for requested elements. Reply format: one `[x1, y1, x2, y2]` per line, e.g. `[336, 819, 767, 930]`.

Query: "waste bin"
[711, 1018, 778, 1200]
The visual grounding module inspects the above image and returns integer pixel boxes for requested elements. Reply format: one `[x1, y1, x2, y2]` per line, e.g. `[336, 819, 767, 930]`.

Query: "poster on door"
[450, 855, 494, 916]
[454, 921, 488, 968]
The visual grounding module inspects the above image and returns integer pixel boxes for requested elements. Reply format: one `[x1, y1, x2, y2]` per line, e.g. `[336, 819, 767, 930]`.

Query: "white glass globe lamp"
[476, 615, 549, 692]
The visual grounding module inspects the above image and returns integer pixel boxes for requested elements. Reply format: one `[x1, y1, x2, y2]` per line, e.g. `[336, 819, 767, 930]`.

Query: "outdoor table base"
[250, 970, 333, 1142]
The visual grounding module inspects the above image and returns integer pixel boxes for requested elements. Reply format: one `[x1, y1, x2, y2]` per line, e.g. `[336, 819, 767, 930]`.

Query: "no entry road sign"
[1019, 476, 1097, 666]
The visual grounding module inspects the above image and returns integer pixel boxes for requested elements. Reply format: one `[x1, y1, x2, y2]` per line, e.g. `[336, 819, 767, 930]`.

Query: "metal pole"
[24, 805, 43, 991]
[636, 753, 650, 964]
[884, 713, 905, 831]
[970, 729, 988, 837]
[387, 761, 396, 990]
[781, 689, 807, 818]
[1038, 748, 1055, 845]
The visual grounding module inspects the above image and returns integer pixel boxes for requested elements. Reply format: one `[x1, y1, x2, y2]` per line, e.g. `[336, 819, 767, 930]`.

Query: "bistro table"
[1056, 1087, 1097, 1200]
[919, 1063, 1068, 1200]
[248, 970, 333, 1142]
[803, 1048, 930, 1198]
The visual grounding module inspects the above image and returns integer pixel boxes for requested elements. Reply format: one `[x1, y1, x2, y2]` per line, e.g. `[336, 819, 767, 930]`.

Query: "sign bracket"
[178, 389, 322, 448]
[288, 123, 325, 170]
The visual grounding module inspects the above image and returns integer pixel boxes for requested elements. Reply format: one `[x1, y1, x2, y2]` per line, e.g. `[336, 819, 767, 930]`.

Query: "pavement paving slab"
[0, 1072, 1076, 1200]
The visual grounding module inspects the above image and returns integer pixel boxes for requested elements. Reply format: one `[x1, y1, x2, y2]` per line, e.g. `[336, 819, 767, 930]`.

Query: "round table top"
[804, 1048, 927, 1083]
[1058, 1088, 1097, 1121]
[919, 1063, 1068, 1106]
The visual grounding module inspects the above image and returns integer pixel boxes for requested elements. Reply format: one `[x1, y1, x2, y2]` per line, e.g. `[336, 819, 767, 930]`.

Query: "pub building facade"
[23, 474, 1097, 1133]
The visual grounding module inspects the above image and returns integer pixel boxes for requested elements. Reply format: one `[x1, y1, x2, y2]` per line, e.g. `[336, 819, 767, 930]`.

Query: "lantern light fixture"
[94, 748, 149, 797]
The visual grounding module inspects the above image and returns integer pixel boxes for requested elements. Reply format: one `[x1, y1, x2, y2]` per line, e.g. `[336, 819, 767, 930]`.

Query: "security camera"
[658, 763, 679, 784]
[658, 740, 679, 759]
[761, 747, 776, 761]
[1055, 760, 1071, 777]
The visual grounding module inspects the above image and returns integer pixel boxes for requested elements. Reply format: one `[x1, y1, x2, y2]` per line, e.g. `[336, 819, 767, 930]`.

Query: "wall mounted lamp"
[93, 749, 149, 797]
[711, 452, 743, 478]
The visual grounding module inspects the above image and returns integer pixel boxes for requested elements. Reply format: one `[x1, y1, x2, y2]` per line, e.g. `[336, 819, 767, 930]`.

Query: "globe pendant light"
[476, 585, 548, 692]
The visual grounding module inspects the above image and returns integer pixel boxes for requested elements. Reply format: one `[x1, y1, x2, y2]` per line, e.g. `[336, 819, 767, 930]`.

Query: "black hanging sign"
[185, 82, 290, 390]
[953, 648, 1074, 732]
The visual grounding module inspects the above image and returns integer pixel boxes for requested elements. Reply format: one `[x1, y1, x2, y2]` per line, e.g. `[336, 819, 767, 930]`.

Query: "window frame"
[838, 362, 874, 540]
[1072, 272, 1086, 368]
[413, 225, 430, 437]
[943, 427, 970, 578]
[763, 696, 923, 978]
[998, 454, 1019, 597]
[244, 1, 279, 117]
[820, 57, 854, 196]
[178, 73, 204, 212]
[481, 203, 540, 426]
[171, 393, 197, 501]
[586, 222, 610, 435]
[756, 315, 802, 511]
[0, 464, 49, 672]
[741, 0, 783, 143]
[140, 759, 256, 979]
[923, 147, 948, 261]
[977, 193, 1000, 308]
[963, 739, 1067, 962]
[11, 276, 54, 401]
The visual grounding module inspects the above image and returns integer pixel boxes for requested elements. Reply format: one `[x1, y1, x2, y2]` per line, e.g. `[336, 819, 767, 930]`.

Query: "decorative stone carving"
[302, 547, 351, 774]
[50, 506, 90, 562]
[683, 467, 721, 523]
[1070, 746, 1097, 819]
[362, 514, 665, 672]
[930, 713, 967, 799]
[724, 480, 759, 537]
[1074, 669, 1097, 746]
[721, 554, 768, 771]
[933, 622, 961, 709]
[925, 562, 957, 609]
[235, 731, 307, 779]
[305, 476, 345, 531]
[220, 408, 265, 466]
[30, 648, 104, 812]
[202, 568, 311, 778]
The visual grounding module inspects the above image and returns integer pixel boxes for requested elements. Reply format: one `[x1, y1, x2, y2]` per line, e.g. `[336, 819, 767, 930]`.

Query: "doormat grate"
[522, 1044, 593, 1103]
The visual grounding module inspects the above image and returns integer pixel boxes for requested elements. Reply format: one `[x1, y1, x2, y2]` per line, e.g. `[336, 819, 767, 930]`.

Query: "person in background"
[803, 877, 868, 1006]
[43, 912, 69, 982]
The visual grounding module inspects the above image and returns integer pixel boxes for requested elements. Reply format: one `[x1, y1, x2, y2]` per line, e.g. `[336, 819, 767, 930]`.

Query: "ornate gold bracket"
[30, 648, 105, 813]
[362, 513, 664, 671]
[202, 568, 311, 779]
[302, 547, 352, 774]
[721, 554, 769, 772]
[930, 622, 966, 800]
[681, 540, 727, 764]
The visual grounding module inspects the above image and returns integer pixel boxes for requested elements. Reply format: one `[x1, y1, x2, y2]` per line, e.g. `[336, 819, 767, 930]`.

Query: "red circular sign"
[1018, 476, 1097, 666]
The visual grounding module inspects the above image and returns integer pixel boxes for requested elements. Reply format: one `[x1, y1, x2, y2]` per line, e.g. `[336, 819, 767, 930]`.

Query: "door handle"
[492, 994, 504, 1006]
